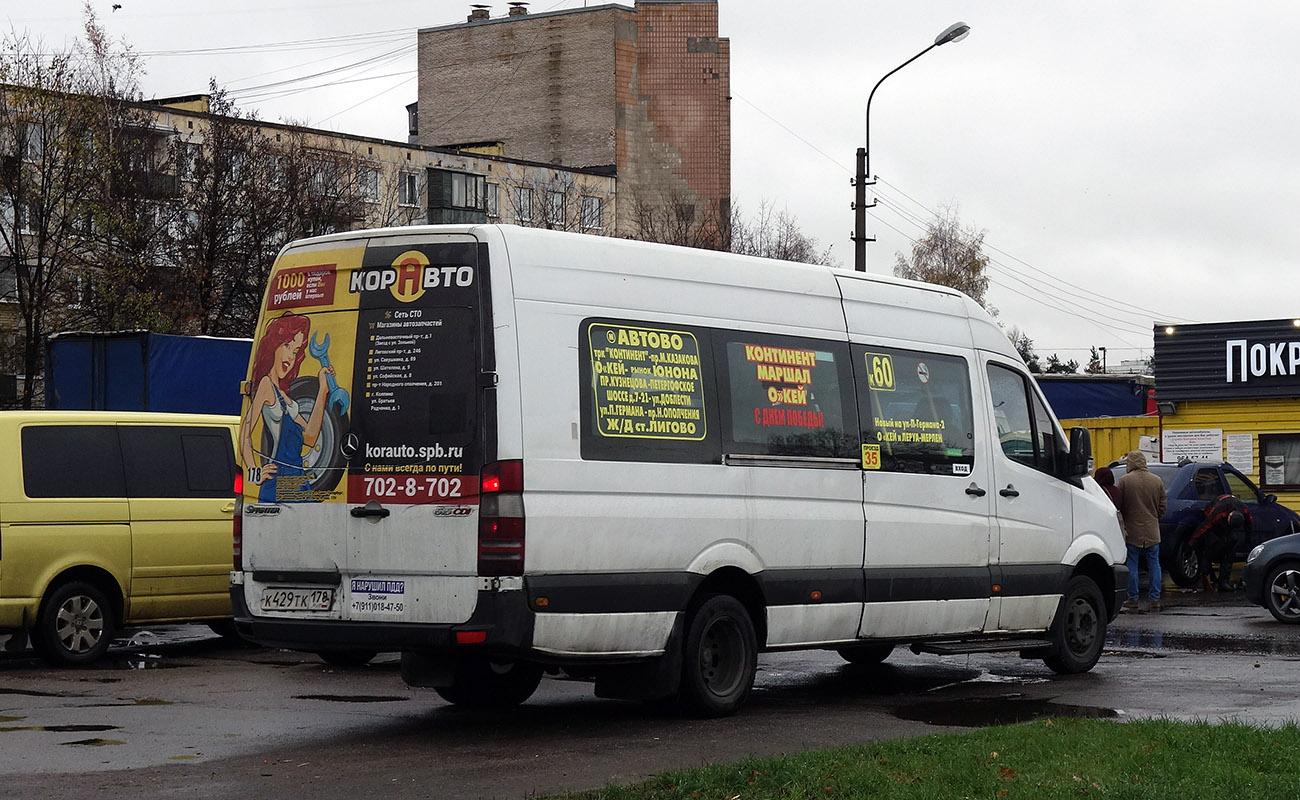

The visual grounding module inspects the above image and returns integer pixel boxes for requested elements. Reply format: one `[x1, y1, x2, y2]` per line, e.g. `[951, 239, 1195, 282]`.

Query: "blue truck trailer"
[44, 331, 251, 415]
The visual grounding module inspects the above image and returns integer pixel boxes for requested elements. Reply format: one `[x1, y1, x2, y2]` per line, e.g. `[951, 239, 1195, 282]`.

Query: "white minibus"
[232, 224, 1127, 716]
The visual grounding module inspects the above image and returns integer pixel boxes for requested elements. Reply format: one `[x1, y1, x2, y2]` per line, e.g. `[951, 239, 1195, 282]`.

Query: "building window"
[1260, 435, 1300, 490]
[580, 195, 604, 230]
[515, 187, 533, 222]
[486, 183, 499, 218]
[15, 201, 35, 235]
[359, 166, 380, 203]
[267, 155, 289, 190]
[398, 171, 421, 207]
[546, 190, 565, 227]
[450, 172, 485, 210]
[310, 159, 340, 197]
[21, 122, 44, 164]
[177, 141, 201, 182]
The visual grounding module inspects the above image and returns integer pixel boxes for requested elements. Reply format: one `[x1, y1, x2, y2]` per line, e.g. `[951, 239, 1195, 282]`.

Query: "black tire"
[35, 580, 116, 667]
[1166, 534, 1201, 589]
[434, 656, 544, 708]
[1043, 575, 1106, 675]
[318, 650, 379, 668]
[1264, 561, 1300, 624]
[836, 643, 894, 665]
[677, 594, 757, 717]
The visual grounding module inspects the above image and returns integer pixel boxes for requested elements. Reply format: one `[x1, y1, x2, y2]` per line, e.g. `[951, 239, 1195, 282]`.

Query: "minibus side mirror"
[1065, 427, 1091, 479]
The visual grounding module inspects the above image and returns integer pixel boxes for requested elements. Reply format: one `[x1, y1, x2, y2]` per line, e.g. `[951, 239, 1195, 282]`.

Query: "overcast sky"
[9, 1, 1296, 365]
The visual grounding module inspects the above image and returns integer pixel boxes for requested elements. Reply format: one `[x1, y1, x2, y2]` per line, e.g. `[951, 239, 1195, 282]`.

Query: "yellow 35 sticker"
[861, 443, 882, 470]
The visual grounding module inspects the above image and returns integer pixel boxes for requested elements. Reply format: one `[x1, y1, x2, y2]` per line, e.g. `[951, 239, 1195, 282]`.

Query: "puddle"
[894, 693, 1117, 727]
[1107, 629, 1300, 656]
[61, 738, 124, 747]
[2, 724, 120, 733]
[293, 694, 408, 703]
[0, 688, 63, 698]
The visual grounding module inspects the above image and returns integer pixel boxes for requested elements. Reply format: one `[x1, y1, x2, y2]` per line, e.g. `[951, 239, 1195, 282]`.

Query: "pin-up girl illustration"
[241, 311, 336, 502]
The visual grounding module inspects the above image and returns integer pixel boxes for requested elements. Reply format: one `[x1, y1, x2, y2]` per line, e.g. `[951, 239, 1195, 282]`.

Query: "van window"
[22, 425, 126, 498]
[717, 335, 856, 458]
[579, 318, 718, 464]
[856, 347, 975, 476]
[120, 426, 234, 498]
[987, 364, 1061, 475]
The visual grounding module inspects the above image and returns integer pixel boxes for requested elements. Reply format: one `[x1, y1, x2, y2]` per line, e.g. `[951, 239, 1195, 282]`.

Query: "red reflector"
[233, 471, 243, 495]
[456, 630, 488, 645]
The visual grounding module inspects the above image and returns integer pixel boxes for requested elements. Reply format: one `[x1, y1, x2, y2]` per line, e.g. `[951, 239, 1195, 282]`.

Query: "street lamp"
[853, 21, 970, 272]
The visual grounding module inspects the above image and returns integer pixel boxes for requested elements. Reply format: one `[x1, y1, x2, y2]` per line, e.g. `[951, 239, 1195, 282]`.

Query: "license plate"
[261, 587, 334, 612]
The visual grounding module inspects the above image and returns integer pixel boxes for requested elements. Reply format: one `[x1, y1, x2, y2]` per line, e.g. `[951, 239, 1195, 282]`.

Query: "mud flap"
[401, 651, 458, 688]
[594, 615, 684, 701]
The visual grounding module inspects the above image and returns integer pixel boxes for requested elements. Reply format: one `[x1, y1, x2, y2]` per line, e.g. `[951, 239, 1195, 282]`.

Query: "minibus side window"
[855, 347, 975, 476]
[987, 364, 1062, 475]
[716, 335, 857, 459]
[22, 425, 126, 498]
[578, 318, 720, 464]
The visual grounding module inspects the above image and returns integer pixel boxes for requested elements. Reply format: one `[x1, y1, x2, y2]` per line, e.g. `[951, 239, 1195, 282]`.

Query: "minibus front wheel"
[1043, 575, 1106, 674]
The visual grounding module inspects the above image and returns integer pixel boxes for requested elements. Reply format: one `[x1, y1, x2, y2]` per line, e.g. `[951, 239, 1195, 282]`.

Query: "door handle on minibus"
[350, 501, 390, 519]
[965, 483, 987, 497]
[999, 485, 1020, 498]
[221, 503, 235, 513]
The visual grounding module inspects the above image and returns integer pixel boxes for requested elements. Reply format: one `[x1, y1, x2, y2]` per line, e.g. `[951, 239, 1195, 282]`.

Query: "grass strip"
[549, 718, 1300, 799]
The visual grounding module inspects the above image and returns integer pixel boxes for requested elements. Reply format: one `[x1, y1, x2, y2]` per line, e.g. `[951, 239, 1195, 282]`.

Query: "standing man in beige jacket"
[1118, 450, 1168, 611]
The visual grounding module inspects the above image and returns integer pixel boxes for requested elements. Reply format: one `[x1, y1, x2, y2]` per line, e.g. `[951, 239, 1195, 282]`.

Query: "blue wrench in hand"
[309, 332, 351, 417]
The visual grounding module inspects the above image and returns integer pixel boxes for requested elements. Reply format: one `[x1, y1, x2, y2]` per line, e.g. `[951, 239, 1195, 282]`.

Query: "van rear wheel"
[434, 656, 543, 708]
[36, 581, 116, 667]
[677, 594, 757, 717]
[1043, 575, 1105, 674]
[318, 650, 378, 668]
[836, 643, 894, 665]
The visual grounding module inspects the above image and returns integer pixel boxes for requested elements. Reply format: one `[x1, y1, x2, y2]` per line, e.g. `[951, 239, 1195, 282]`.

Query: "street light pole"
[853, 21, 970, 272]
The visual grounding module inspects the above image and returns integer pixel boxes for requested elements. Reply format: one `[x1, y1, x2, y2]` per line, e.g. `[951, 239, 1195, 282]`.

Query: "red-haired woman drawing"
[240, 311, 335, 502]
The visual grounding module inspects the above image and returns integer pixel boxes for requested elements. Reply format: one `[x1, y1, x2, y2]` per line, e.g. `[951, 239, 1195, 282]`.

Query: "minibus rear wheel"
[677, 594, 757, 717]
[1043, 575, 1105, 674]
[35, 580, 116, 667]
[836, 643, 894, 665]
[434, 656, 543, 708]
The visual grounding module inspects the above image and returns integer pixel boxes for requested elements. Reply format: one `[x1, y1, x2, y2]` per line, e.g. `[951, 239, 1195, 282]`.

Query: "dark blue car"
[1109, 459, 1300, 587]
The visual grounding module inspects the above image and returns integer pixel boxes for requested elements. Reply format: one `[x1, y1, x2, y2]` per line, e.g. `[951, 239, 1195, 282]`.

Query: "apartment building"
[415, 0, 730, 238]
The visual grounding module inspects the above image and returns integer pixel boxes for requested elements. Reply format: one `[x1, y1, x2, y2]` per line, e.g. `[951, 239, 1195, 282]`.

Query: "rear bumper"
[231, 586, 536, 657]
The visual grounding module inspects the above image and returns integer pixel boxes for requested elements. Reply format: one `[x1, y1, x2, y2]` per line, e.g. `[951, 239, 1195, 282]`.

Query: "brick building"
[416, 1, 730, 238]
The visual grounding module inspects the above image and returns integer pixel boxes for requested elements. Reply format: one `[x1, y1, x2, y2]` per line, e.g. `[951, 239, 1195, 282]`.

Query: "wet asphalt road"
[2, 587, 1298, 800]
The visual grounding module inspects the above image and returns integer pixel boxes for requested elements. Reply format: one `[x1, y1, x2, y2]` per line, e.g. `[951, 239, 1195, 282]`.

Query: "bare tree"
[1006, 325, 1042, 373]
[729, 200, 836, 266]
[894, 204, 992, 310]
[0, 10, 144, 406]
[625, 188, 728, 251]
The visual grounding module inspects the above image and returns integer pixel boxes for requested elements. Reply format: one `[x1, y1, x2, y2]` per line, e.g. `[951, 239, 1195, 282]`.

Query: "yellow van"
[0, 411, 239, 666]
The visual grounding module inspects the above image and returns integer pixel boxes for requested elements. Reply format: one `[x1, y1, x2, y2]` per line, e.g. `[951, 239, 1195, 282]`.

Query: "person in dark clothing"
[1094, 467, 1124, 510]
[1187, 493, 1252, 591]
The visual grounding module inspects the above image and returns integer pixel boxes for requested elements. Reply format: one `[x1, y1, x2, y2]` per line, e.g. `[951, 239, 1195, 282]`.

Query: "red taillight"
[478, 459, 524, 577]
[233, 473, 244, 571]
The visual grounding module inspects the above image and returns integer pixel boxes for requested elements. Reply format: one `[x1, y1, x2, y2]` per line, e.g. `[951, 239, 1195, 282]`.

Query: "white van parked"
[232, 224, 1127, 716]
